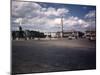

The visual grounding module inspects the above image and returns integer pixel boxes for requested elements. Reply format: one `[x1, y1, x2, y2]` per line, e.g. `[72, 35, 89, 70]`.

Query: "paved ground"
[12, 38, 96, 74]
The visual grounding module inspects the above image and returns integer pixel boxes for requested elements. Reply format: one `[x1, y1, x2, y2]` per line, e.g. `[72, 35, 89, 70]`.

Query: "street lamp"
[61, 16, 64, 38]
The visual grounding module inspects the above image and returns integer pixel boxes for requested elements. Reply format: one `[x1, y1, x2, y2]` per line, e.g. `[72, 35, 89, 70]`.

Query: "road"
[12, 39, 96, 74]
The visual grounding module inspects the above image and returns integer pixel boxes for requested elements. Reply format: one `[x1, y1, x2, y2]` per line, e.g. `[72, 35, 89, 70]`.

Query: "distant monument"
[19, 26, 24, 39]
[19, 26, 22, 31]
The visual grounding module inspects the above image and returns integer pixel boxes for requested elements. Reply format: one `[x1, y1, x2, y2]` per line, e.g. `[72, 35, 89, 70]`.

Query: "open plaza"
[12, 38, 96, 74]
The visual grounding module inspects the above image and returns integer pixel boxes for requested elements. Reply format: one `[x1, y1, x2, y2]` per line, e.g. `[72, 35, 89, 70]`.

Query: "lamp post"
[89, 18, 92, 38]
[61, 16, 64, 38]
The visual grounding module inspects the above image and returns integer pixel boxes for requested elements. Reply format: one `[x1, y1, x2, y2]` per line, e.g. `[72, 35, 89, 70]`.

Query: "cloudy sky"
[11, 1, 96, 32]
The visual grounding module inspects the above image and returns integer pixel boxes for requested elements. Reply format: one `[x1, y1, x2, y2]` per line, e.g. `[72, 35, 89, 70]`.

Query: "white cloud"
[14, 18, 23, 23]
[44, 7, 57, 16]
[42, 7, 69, 16]
[64, 16, 89, 28]
[12, 1, 42, 18]
[85, 10, 96, 18]
[84, 10, 96, 30]
[57, 8, 69, 16]
[12, 15, 90, 32]
[11, 1, 95, 32]
[54, 18, 61, 25]
[12, 1, 69, 18]
[64, 16, 78, 26]
[12, 1, 70, 32]
[44, 7, 69, 16]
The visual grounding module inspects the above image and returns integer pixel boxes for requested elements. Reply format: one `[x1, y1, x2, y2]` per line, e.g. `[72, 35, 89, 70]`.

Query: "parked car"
[89, 36, 96, 41]
[68, 36, 76, 40]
